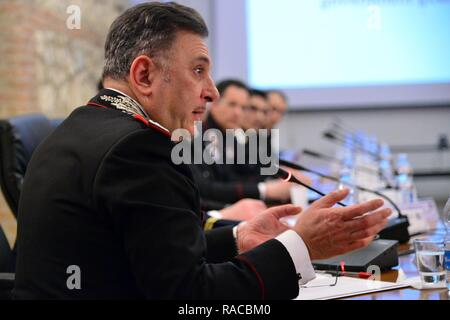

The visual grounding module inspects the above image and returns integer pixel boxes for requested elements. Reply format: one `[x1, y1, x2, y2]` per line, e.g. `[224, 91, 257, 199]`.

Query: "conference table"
[345, 228, 449, 300]
[300, 175, 449, 300]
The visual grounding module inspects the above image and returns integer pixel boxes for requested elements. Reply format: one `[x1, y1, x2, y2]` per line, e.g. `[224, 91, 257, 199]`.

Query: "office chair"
[0, 227, 15, 299]
[0, 114, 62, 299]
[0, 114, 61, 217]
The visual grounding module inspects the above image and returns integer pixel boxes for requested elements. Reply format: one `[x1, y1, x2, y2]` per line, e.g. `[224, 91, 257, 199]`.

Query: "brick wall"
[0, 0, 129, 118]
[0, 0, 130, 245]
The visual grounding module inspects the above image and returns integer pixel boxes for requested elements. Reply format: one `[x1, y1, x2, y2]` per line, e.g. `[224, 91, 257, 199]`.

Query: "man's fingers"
[311, 188, 350, 209]
[345, 208, 392, 233]
[348, 220, 389, 242]
[340, 199, 385, 221]
[331, 208, 391, 243]
[267, 204, 302, 219]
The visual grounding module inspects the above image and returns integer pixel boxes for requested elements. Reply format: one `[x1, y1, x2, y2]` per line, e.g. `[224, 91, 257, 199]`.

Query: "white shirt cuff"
[276, 230, 316, 285]
[257, 182, 267, 200]
[207, 210, 223, 219]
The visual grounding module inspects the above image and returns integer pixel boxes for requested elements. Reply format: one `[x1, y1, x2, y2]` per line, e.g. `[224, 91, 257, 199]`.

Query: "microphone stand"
[302, 148, 381, 176]
[278, 159, 410, 243]
[275, 166, 347, 208]
[323, 131, 381, 160]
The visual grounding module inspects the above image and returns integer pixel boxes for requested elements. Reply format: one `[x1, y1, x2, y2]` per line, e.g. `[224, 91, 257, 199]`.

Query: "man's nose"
[203, 77, 220, 103]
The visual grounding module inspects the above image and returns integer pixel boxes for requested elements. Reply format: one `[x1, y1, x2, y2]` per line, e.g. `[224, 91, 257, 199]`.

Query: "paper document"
[295, 274, 410, 300]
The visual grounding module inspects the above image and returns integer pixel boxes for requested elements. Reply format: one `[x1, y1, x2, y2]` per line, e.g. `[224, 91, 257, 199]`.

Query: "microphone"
[278, 158, 410, 243]
[279, 159, 400, 213]
[302, 148, 395, 189]
[302, 148, 380, 175]
[330, 118, 358, 136]
[302, 149, 336, 162]
[323, 131, 381, 160]
[274, 166, 347, 207]
[274, 161, 401, 272]
[438, 134, 449, 151]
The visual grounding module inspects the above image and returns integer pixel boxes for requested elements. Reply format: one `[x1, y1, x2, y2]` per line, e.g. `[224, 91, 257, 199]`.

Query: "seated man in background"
[266, 90, 289, 156]
[191, 80, 293, 210]
[267, 90, 288, 130]
[241, 89, 269, 131]
[13, 2, 391, 299]
[234, 88, 312, 198]
[234, 89, 272, 182]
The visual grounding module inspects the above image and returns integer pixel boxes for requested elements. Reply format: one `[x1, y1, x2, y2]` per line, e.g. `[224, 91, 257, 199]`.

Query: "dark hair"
[97, 79, 104, 91]
[102, 2, 208, 80]
[249, 89, 268, 100]
[216, 79, 249, 97]
[268, 90, 288, 103]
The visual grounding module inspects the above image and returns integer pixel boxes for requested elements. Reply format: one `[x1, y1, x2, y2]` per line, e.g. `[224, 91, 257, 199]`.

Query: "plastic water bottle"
[338, 165, 358, 205]
[395, 154, 417, 206]
[444, 197, 450, 290]
[379, 143, 395, 188]
[344, 132, 354, 150]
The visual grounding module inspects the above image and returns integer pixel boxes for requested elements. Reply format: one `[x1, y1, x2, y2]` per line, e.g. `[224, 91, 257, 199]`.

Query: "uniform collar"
[106, 88, 151, 120]
[87, 88, 171, 138]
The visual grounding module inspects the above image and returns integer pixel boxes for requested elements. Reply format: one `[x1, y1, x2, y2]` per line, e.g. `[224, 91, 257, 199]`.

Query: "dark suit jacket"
[12, 91, 299, 299]
[190, 115, 261, 208]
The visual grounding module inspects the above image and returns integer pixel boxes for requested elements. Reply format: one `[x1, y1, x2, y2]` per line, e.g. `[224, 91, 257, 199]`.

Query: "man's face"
[240, 95, 268, 130]
[267, 92, 287, 129]
[149, 31, 219, 135]
[210, 86, 248, 130]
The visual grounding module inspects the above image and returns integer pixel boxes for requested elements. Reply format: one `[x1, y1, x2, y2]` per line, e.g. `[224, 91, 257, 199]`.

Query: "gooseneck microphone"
[279, 159, 402, 216]
[302, 149, 380, 175]
[302, 149, 338, 162]
[302, 148, 395, 189]
[274, 166, 347, 207]
[278, 158, 410, 243]
[323, 131, 381, 160]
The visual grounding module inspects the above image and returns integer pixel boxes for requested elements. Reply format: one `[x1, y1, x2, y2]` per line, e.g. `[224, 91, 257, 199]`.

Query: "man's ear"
[129, 55, 157, 96]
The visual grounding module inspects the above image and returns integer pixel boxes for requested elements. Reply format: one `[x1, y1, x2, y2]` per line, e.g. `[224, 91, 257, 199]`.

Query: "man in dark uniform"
[267, 90, 288, 131]
[191, 80, 293, 210]
[233, 88, 273, 184]
[13, 2, 391, 299]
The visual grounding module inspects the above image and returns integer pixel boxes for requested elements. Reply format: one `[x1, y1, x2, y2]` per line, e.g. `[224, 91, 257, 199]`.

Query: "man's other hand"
[220, 199, 267, 221]
[236, 204, 301, 254]
[294, 189, 391, 260]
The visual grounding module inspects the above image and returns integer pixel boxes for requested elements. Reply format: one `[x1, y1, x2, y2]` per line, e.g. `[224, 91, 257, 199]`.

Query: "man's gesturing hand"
[237, 205, 302, 254]
[294, 188, 392, 260]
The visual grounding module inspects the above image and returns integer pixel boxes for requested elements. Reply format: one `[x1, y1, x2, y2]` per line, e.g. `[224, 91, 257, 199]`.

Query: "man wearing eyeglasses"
[267, 90, 288, 130]
[191, 80, 293, 211]
[241, 89, 270, 131]
[234, 88, 311, 190]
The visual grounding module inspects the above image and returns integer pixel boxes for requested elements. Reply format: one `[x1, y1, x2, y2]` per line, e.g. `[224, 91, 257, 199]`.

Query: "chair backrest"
[0, 225, 15, 299]
[0, 114, 61, 217]
[0, 226, 15, 273]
